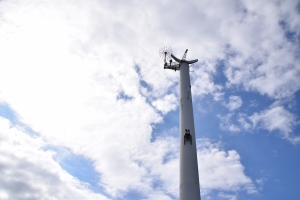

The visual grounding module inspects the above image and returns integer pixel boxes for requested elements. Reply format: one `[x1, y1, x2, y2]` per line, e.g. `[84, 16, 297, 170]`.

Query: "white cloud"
[1, 0, 299, 102]
[218, 192, 237, 200]
[192, 61, 224, 101]
[0, 1, 173, 197]
[223, 1, 300, 100]
[152, 94, 177, 114]
[224, 96, 243, 111]
[197, 139, 256, 194]
[237, 113, 252, 131]
[0, 116, 256, 199]
[0, 117, 108, 200]
[221, 105, 300, 143]
[218, 114, 241, 133]
[256, 178, 263, 185]
[249, 105, 300, 144]
[132, 137, 257, 198]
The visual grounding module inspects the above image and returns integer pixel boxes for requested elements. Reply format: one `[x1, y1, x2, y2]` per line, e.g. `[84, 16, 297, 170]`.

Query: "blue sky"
[0, 0, 300, 199]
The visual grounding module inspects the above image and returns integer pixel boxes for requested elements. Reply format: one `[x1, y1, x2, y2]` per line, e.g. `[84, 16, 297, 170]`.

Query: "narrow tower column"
[179, 62, 200, 200]
[161, 48, 201, 200]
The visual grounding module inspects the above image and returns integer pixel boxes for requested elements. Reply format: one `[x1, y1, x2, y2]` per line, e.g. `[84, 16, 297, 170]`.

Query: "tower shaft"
[162, 49, 200, 199]
[179, 62, 200, 200]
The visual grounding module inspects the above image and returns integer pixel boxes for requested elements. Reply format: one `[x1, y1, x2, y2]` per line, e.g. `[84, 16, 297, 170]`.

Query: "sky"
[0, 0, 300, 199]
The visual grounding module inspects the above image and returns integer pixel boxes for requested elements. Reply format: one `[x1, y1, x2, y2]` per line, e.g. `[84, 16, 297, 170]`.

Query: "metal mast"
[160, 48, 201, 200]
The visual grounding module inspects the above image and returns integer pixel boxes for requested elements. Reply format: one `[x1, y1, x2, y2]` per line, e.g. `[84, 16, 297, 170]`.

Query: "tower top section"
[159, 48, 198, 71]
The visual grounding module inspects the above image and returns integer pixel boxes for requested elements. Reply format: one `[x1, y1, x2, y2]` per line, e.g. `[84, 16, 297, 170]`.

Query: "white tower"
[160, 48, 201, 200]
